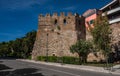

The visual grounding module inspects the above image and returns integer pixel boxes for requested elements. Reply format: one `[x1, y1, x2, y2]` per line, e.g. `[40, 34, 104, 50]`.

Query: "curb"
[17, 59, 120, 75]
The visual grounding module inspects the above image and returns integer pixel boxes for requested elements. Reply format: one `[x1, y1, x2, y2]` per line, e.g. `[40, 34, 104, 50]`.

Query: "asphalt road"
[0, 59, 119, 76]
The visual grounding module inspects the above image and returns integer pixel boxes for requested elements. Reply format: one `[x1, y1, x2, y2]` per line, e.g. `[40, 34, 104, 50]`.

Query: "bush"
[27, 55, 32, 60]
[37, 56, 46, 61]
[62, 56, 79, 64]
[48, 56, 57, 62]
[37, 56, 79, 64]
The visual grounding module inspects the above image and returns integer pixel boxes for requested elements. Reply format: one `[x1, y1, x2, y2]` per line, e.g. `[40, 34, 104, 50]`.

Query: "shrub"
[37, 56, 79, 64]
[37, 56, 46, 61]
[48, 56, 57, 62]
[62, 56, 79, 64]
[28, 55, 32, 60]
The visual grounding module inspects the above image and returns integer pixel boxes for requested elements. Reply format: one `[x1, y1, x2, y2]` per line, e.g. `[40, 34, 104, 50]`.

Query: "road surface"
[0, 59, 119, 76]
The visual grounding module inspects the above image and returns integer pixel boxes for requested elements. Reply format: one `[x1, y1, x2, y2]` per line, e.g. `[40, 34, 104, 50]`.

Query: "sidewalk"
[17, 59, 120, 75]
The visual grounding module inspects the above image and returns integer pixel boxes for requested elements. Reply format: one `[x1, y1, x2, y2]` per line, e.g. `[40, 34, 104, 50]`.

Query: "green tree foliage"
[90, 15, 112, 57]
[0, 42, 11, 57]
[0, 30, 36, 58]
[70, 39, 93, 64]
[20, 30, 36, 58]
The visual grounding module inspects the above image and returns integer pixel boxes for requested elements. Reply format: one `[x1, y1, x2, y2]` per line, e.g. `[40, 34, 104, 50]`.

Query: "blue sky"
[0, 0, 112, 42]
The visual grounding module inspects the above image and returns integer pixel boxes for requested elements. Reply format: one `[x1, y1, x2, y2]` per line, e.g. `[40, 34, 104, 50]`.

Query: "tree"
[11, 38, 23, 57]
[22, 30, 36, 58]
[0, 42, 11, 57]
[90, 15, 112, 63]
[0, 30, 36, 58]
[70, 39, 93, 64]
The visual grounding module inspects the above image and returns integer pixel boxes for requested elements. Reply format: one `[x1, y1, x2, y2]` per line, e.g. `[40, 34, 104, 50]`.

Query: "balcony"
[109, 17, 120, 24]
[102, 7, 120, 16]
[108, 7, 120, 15]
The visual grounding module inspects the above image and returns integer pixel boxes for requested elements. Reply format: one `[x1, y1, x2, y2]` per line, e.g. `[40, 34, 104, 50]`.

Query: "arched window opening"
[63, 19, 67, 25]
[54, 19, 58, 25]
[52, 54, 56, 56]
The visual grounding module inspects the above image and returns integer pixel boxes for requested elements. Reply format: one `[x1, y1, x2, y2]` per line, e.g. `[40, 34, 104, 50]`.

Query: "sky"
[0, 0, 112, 42]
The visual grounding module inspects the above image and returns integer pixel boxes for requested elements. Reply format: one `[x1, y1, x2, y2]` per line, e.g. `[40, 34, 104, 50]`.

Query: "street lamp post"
[44, 28, 49, 62]
[46, 33, 49, 62]
[60, 34, 64, 64]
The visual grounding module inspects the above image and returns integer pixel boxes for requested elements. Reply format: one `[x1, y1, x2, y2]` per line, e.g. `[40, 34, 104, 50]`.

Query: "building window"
[89, 19, 94, 25]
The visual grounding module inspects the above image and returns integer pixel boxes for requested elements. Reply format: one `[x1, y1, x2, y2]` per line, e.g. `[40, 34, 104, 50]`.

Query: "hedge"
[37, 56, 79, 64]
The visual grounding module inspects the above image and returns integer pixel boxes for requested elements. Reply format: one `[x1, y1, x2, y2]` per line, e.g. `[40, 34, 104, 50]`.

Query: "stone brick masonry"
[110, 22, 120, 44]
[32, 12, 85, 60]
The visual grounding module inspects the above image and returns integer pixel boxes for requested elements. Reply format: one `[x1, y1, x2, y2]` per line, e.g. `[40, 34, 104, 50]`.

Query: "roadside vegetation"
[37, 56, 79, 64]
[0, 30, 36, 59]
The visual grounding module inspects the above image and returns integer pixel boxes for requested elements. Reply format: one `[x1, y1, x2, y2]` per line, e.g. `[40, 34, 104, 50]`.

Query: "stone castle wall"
[32, 12, 85, 60]
[86, 22, 120, 62]
[110, 22, 120, 44]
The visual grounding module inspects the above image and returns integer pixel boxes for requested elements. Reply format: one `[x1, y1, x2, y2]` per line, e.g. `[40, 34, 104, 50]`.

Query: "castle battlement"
[38, 12, 82, 18]
[38, 12, 84, 29]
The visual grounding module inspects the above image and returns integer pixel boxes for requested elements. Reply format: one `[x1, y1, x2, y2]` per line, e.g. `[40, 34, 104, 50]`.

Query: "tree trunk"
[83, 56, 87, 64]
[79, 54, 82, 65]
[105, 53, 109, 70]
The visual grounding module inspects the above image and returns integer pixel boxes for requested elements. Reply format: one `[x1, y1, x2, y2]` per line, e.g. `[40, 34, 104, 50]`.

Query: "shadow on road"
[0, 63, 45, 76]
[0, 64, 11, 70]
[0, 63, 12, 76]
[8, 68, 44, 76]
[0, 61, 3, 63]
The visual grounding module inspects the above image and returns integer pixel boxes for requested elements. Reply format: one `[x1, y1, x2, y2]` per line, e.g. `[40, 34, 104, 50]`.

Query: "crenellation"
[60, 12, 65, 17]
[38, 13, 83, 26]
[67, 12, 72, 16]
[45, 14, 51, 25]
[39, 14, 44, 17]
[45, 13, 51, 17]
[53, 12, 58, 17]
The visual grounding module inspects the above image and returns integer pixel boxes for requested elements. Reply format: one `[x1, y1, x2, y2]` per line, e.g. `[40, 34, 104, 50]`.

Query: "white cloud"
[0, 0, 49, 10]
[63, 6, 76, 10]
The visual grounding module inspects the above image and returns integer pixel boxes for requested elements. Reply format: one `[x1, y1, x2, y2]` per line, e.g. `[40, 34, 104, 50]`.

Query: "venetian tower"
[32, 12, 85, 60]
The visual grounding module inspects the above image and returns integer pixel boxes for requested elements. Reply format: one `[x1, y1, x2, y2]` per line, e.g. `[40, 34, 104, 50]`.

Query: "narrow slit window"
[54, 19, 57, 25]
[63, 19, 67, 25]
